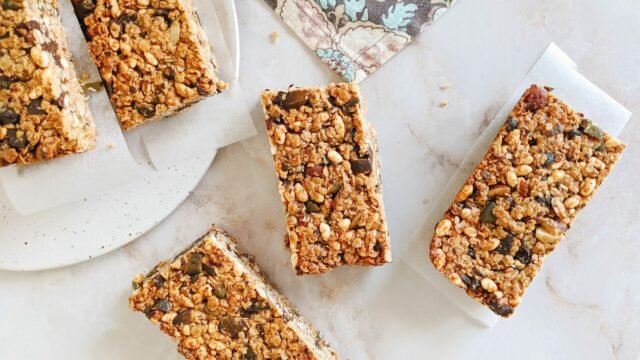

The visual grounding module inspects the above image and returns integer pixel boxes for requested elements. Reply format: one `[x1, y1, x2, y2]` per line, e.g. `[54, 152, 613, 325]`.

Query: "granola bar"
[430, 85, 626, 317]
[72, 0, 228, 130]
[0, 0, 96, 167]
[129, 226, 338, 360]
[261, 83, 392, 275]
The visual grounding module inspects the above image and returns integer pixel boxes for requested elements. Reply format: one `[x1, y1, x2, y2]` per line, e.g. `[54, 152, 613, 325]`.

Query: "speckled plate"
[0, 0, 240, 271]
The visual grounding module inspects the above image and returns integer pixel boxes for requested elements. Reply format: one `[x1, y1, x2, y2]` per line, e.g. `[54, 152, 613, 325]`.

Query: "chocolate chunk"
[304, 201, 321, 213]
[152, 274, 166, 288]
[0, 108, 19, 125]
[42, 41, 58, 54]
[495, 234, 514, 255]
[143, 306, 154, 319]
[535, 196, 552, 207]
[488, 300, 514, 317]
[528, 138, 538, 147]
[154, 298, 171, 312]
[185, 252, 203, 275]
[71, 0, 95, 18]
[506, 117, 518, 131]
[515, 246, 532, 265]
[219, 317, 247, 338]
[467, 245, 476, 258]
[342, 97, 360, 114]
[24, 20, 40, 31]
[349, 159, 372, 175]
[172, 309, 193, 326]
[460, 273, 480, 291]
[135, 103, 156, 118]
[2, 0, 23, 10]
[281, 90, 309, 109]
[7, 129, 27, 149]
[273, 91, 286, 106]
[480, 201, 497, 224]
[543, 152, 555, 167]
[305, 164, 323, 177]
[118, 13, 138, 24]
[27, 98, 47, 115]
[523, 85, 549, 112]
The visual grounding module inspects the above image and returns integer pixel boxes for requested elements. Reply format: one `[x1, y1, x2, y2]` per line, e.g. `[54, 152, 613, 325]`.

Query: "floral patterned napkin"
[264, 0, 456, 82]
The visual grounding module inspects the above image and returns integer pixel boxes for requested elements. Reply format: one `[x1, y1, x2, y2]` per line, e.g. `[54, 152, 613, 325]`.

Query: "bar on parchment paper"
[0, 0, 96, 167]
[72, 0, 228, 130]
[430, 85, 626, 317]
[261, 82, 391, 275]
[129, 225, 338, 360]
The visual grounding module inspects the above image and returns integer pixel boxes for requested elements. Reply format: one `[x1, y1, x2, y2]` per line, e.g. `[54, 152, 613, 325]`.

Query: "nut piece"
[580, 178, 596, 196]
[327, 150, 343, 164]
[456, 184, 473, 202]
[481, 278, 498, 292]
[535, 226, 562, 244]
[319, 223, 331, 241]
[564, 195, 581, 209]
[435, 219, 452, 237]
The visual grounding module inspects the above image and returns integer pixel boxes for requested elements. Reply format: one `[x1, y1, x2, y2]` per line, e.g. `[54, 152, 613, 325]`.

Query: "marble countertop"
[1, 0, 639, 359]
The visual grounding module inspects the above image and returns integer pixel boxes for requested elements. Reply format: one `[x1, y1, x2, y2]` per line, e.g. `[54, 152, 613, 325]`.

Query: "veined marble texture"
[1, 0, 639, 359]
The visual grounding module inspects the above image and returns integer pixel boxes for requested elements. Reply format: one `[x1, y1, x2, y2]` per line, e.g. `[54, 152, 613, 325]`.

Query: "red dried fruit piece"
[305, 164, 323, 177]
[523, 85, 549, 112]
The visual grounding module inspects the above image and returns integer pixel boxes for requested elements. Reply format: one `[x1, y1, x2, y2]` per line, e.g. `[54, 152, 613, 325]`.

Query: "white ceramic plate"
[0, 0, 240, 271]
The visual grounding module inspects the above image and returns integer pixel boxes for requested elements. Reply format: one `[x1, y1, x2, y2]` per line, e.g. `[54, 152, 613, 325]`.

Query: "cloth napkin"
[264, 0, 456, 82]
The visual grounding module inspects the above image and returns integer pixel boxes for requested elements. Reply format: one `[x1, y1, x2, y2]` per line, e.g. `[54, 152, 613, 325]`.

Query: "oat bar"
[261, 83, 391, 275]
[72, 0, 228, 130]
[0, 0, 96, 167]
[129, 226, 338, 360]
[430, 85, 626, 317]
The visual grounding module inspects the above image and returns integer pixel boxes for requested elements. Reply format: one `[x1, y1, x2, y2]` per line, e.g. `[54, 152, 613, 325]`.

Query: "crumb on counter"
[270, 31, 280, 43]
[439, 100, 449, 108]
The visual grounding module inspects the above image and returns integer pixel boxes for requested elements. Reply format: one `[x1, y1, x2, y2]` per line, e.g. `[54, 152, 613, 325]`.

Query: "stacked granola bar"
[0, 0, 96, 167]
[72, 0, 228, 129]
[130, 226, 338, 360]
[430, 85, 626, 317]
[261, 83, 392, 275]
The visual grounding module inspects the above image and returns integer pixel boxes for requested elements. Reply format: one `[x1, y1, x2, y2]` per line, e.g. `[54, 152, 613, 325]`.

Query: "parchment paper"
[0, 1, 140, 216]
[401, 43, 632, 326]
[140, 0, 256, 169]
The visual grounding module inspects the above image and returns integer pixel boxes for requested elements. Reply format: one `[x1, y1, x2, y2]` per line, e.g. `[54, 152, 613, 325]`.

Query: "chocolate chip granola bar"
[261, 83, 391, 275]
[129, 226, 338, 360]
[72, 0, 228, 130]
[0, 0, 96, 167]
[430, 85, 626, 317]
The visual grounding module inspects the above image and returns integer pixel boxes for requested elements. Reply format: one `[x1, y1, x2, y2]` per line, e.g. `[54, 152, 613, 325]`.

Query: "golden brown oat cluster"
[129, 226, 338, 360]
[72, 0, 228, 130]
[261, 83, 392, 275]
[0, 0, 96, 167]
[430, 85, 626, 317]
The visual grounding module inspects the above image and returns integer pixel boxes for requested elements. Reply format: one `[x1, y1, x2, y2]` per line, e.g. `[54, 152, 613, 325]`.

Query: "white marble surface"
[1, 0, 639, 359]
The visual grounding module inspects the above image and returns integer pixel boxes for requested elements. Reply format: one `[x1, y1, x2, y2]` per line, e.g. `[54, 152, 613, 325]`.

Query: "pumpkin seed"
[480, 201, 497, 224]
[185, 252, 203, 275]
[172, 309, 193, 326]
